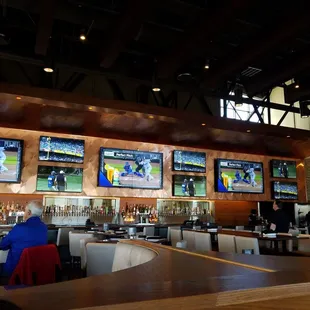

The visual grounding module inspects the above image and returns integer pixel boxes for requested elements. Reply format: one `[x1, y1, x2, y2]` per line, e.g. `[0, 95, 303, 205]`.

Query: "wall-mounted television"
[173, 150, 206, 173]
[39, 136, 85, 164]
[215, 159, 264, 194]
[270, 160, 297, 179]
[98, 148, 163, 189]
[0, 138, 23, 183]
[36, 166, 83, 192]
[272, 181, 298, 200]
[173, 175, 206, 197]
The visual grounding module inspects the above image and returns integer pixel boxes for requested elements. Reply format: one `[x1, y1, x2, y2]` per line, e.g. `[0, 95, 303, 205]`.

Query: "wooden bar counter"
[2, 240, 310, 309]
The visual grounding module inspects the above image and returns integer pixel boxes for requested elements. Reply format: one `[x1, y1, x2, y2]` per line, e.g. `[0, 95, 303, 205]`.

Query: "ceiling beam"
[245, 50, 310, 97]
[157, 0, 250, 79]
[100, 0, 154, 68]
[35, 0, 57, 55]
[201, 8, 310, 89]
[284, 85, 310, 103]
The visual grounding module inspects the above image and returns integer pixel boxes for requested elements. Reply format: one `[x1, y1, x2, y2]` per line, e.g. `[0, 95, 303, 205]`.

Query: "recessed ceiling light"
[246, 129, 251, 133]
[80, 34, 86, 41]
[295, 84, 300, 89]
[16, 96, 22, 100]
[88, 106, 93, 110]
[152, 87, 160, 92]
[204, 64, 209, 69]
[201, 123, 206, 126]
[287, 135, 290, 138]
[43, 67, 54, 73]
[148, 115, 154, 119]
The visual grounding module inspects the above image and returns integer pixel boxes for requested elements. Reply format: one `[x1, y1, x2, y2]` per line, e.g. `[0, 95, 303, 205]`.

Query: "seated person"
[85, 218, 95, 228]
[0, 201, 47, 277]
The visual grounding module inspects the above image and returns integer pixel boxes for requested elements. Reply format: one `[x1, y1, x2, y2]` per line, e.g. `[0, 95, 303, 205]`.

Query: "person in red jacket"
[0, 201, 47, 277]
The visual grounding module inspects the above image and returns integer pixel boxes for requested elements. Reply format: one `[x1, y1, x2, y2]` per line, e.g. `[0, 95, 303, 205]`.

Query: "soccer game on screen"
[98, 148, 163, 189]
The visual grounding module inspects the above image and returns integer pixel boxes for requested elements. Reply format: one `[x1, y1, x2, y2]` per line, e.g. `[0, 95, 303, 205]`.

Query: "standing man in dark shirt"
[188, 178, 196, 197]
[271, 200, 290, 233]
[55, 170, 67, 191]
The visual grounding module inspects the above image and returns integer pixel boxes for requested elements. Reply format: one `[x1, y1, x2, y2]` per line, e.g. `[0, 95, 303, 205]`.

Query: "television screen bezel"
[38, 136, 85, 164]
[98, 147, 164, 190]
[0, 137, 24, 184]
[271, 181, 298, 200]
[36, 165, 84, 193]
[215, 158, 265, 194]
[172, 150, 206, 173]
[172, 174, 207, 197]
[270, 159, 297, 179]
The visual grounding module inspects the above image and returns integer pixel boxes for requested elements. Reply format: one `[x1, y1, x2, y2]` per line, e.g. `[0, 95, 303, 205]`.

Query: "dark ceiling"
[1, 0, 310, 100]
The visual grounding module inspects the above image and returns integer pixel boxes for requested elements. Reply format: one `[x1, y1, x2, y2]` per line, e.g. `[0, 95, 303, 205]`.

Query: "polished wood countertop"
[3, 240, 310, 309]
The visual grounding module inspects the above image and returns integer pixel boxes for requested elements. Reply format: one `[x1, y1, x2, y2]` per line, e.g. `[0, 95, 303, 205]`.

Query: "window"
[220, 99, 264, 123]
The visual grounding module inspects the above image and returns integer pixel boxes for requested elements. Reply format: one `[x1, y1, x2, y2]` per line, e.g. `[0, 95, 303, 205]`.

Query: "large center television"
[0, 138, 23, 183]
[215, 159, 264, 193]
[98, 148, 163, 189]
[36, 166, 83, 193]
[270, 159, 297, 179]
[272, 181, 298, 200]
[173, 150, 206, 173]
[173, 175, 206, 197]
[39, 136, 85, 164]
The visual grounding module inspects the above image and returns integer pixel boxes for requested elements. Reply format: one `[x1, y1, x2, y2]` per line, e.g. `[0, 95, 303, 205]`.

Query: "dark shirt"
[271, 209, 290, 233]
[56, 175, 65, 187]
[0, 217, 47, 276]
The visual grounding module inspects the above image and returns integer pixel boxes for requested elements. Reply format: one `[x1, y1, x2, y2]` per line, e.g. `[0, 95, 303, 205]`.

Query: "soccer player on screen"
[47, 171, 56, 190]
[0, 147, 8, 174]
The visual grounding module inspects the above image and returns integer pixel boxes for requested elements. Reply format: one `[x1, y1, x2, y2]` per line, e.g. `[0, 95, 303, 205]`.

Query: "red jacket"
[9, 244, 61, 286]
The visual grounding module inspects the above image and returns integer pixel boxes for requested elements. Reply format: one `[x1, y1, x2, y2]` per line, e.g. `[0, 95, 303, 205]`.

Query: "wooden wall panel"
[214, 201, 257, 226]
[0, 127, 307, 202]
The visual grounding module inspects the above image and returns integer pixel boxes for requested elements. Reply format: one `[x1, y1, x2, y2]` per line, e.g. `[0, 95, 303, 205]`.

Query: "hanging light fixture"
[43, 57, 54, 73]
[152, 58, 161, 92]
[204, 59, 210, 70]
[234, 87, 243, 107]
[80, 29, 86, 41]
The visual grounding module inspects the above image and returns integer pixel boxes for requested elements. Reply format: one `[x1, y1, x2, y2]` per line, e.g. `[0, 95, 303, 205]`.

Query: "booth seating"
[86, 243, 116, 276]
[194, 232, 212, 252]
[80, 237, 99, 271]
[86, 242, 157, 276]
[143, 226, 155, 237]
[170, 228, 182, 247]
[179, 231, 212, 252]
[69, 232, 95, 264]
[182, 230, 195, 251]
[57, 228, 74, 247]
[297, 234, 310, 254]
[218, 234, 236, 253]
[0, 249, 9, 264]
[235, 236, 260, 255]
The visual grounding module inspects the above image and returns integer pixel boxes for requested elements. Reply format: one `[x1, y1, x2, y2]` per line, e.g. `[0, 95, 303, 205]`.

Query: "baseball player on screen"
[0, 146, 8, 174]
[142, 158, 153, 181]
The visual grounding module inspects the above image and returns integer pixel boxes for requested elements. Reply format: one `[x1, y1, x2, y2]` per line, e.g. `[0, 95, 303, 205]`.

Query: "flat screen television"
[173, 150, 206, 173]
[272, 181, 298, 200]
[215, 159, 264, 194]
[0, 138, 23, 183]
[39, 136, 85, 164]
[270, 159, 297, 179]
[98, 148, 163, 189]
[36, 166, 83, 192]
[173, 175, 206, 197]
